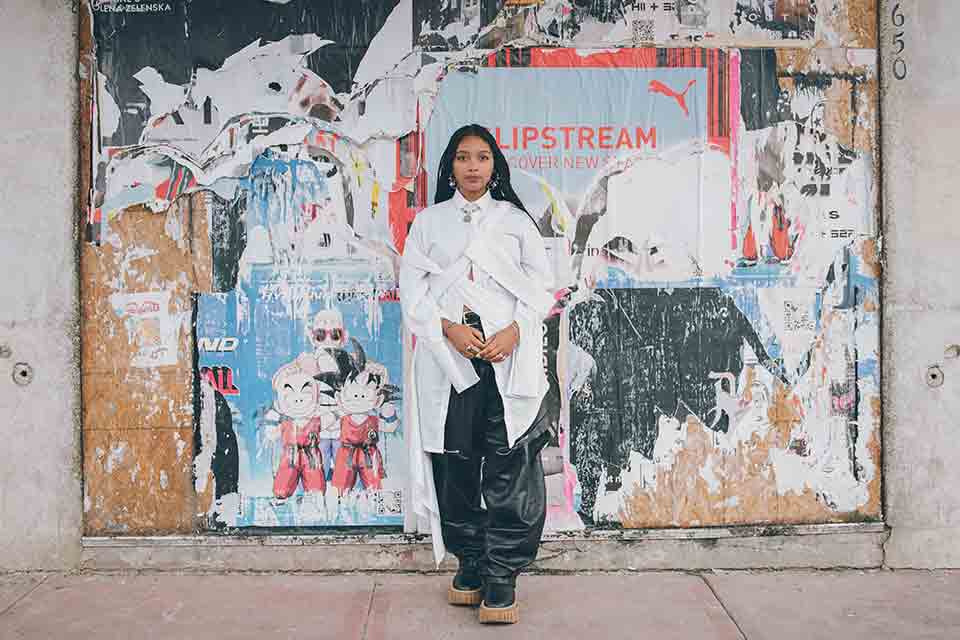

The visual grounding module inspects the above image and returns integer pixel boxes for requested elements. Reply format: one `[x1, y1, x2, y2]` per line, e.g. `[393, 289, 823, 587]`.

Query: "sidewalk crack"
[700, 573, 748, 640]
[360, 579, 378, 640]
[0, 574, 51, 619]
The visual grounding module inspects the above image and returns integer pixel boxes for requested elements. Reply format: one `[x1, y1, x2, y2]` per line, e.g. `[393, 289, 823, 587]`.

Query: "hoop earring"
[448, 175, 457, 189]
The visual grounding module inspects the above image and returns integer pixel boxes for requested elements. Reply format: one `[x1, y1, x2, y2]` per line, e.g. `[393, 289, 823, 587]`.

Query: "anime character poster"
[197, 263, 405, 528]
[194, 142, 405, 529]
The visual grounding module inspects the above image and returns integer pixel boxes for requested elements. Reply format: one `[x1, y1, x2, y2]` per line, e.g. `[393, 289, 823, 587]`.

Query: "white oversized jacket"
[399, 189, 554, 564]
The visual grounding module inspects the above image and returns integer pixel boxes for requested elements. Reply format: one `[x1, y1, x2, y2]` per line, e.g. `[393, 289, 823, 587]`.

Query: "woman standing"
[399, 124, 554, 624]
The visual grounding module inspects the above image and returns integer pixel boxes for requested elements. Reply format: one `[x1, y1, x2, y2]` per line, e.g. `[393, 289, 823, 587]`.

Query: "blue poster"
[197, 264, 405, 528]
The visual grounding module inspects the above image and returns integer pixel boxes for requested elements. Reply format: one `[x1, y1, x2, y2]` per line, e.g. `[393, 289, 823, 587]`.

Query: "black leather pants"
[431, 356, 550, 586]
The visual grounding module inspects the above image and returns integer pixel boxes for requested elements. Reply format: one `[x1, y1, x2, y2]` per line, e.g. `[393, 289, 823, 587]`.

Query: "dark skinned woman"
[400, 124, 554, 624]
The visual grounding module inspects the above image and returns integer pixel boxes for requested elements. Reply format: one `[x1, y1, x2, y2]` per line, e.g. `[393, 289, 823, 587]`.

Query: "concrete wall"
[882, 0, 960, 568]
[0, 0, 82, 570]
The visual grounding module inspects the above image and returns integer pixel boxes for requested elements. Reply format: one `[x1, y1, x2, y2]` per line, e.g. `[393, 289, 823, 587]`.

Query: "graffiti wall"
[80, 0, 879, 534]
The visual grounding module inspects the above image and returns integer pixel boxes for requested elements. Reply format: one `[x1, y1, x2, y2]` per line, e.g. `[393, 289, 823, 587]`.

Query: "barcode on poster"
[784, 301, 815, 333]
[373, 489, 403, 516]
[633, 19, 656, 44]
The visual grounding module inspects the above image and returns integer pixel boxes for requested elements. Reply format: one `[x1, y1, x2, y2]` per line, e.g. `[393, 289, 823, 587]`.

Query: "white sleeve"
[517, 219, 555, 292]
[512, 219, 554, 331]
[507, 219, 555, 398]
[399, 219, 447, 341]
[399, 214, 479, 395]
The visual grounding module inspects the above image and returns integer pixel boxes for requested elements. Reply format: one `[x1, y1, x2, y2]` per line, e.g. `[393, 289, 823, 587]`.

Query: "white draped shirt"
[399, 189, 554, 564]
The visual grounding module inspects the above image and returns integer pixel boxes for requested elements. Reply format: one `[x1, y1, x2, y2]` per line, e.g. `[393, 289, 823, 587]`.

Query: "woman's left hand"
[477, 322, 520, 363]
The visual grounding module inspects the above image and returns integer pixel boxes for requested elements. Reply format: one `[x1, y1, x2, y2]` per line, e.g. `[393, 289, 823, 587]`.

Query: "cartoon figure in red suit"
[267, 360, 327, 501]
[331, 352, 399, 498]
[296, 309, 354, 480]
[298, 310, 397, 484]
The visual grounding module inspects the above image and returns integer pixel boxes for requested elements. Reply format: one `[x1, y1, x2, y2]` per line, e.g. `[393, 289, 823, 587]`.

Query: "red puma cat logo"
[648, 79, 697, 117]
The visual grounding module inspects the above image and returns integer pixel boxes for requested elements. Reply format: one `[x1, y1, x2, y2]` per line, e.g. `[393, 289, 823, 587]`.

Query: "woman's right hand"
[442, 319, 486, 359]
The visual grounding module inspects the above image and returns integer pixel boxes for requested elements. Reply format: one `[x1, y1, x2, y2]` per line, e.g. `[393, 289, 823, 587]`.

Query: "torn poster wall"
[81, 0, 879, 535]
[84, 0, 412, 531]
[424, 45, 878, 527]
[414, 0, 876, 50]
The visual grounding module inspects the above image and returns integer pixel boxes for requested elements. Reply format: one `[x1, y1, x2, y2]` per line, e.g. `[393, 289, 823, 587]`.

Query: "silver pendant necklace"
[462, 203, 479, 223]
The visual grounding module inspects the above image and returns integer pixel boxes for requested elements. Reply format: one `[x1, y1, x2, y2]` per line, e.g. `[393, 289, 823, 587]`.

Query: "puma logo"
[648, 79, 697, 117]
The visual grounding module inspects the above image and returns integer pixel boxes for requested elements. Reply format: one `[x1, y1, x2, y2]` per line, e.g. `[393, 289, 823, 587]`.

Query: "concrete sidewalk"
[1, 570, 958, 639]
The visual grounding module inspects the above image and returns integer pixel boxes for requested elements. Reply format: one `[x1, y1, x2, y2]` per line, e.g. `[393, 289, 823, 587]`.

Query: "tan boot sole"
[479, 600, 519, 624]
[448, 585, 483, 606]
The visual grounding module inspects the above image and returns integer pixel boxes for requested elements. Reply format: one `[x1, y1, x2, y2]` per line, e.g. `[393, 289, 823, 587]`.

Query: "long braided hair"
[434, 123, 539, 230]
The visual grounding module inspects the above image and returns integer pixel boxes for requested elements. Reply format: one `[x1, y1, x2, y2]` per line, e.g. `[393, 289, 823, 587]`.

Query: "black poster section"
[568, 288, 790, 524]
[94, 0, 399, 146]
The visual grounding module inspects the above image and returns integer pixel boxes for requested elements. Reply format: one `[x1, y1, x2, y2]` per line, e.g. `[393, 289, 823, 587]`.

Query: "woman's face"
[452, 135, 494, 197]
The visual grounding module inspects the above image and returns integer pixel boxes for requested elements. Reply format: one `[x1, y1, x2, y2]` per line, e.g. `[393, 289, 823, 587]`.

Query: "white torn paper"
[108, 290, 181, 368]
[97, 72, 122, 140]
[353, 0, 414, 88]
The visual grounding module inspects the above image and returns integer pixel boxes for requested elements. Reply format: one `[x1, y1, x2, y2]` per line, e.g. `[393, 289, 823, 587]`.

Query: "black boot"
[448, 560, 483, 606]
[479, 581, 519, 624]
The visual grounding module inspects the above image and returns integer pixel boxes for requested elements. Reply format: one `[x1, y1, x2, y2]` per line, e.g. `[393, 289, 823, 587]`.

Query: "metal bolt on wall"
[12, 362, 33, 386]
